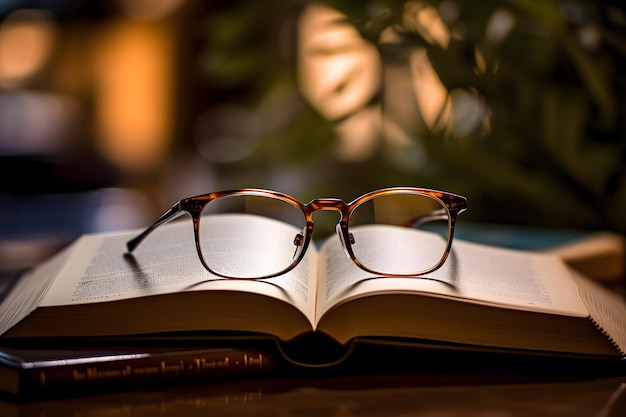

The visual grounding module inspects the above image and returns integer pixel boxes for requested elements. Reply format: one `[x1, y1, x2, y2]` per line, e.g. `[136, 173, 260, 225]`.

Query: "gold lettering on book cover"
[59, 352, 269, 386]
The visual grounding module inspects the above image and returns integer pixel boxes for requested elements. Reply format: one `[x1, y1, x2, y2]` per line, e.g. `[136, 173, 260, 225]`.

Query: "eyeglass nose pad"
[335, 224, 355, 258]
[292, 232, 305, 260]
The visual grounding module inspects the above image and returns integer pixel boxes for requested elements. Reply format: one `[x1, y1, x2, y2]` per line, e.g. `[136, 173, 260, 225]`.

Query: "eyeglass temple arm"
[403, 209, 449, 228]
[402, 201, 467, 228]
[126, 202, 183, 253]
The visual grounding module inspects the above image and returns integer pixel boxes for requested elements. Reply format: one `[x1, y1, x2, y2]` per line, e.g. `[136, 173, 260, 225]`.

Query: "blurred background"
[0, 0, 625, 272]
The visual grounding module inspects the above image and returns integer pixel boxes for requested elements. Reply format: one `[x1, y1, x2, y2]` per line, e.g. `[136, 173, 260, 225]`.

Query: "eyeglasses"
[126, 187, 467, 280]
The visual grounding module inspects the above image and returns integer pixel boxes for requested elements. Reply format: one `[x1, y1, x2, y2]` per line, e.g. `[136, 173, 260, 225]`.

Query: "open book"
[1, 217, 625, 363]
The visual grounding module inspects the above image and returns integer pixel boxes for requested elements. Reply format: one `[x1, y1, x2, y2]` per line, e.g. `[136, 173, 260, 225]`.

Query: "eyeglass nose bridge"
[307, 197, 348, 212]
[305, 198, 351, 226]
[304, 198, 355, 258]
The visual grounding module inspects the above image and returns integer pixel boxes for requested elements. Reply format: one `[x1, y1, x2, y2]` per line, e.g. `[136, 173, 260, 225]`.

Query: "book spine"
[16, 347, 277, 397]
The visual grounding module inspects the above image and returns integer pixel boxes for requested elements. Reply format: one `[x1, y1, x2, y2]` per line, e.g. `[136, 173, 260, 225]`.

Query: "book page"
[571, 269, 626, 355]
[315, 226, 588, 324]
[41, 218, 318, 326]
[0, 243, 75, 336]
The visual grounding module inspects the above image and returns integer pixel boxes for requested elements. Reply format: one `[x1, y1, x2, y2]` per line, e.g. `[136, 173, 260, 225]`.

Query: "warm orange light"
[403, 1, 450, 48]
[297, 4, 382, 161]
[380, 2, 491, 138]
[0, 9, 56, 89]
[92, 20, 173, 173]
[298, 4, 381, 122]
[410, 48, 451, 133]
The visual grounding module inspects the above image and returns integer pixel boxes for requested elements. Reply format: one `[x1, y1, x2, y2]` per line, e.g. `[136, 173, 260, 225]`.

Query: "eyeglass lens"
[198, 194, 307, 279]
[348, 192, 450, 275]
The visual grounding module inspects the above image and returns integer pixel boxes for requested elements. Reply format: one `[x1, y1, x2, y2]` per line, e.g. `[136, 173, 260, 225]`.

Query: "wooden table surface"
[2, 373, 625, 416]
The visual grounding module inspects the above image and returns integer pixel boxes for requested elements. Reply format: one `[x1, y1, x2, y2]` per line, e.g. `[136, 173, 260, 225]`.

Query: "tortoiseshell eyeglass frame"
[126, 187, 468, 280]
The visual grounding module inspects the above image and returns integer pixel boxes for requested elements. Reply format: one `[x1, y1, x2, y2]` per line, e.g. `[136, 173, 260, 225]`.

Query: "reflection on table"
[2, 374, 625, 417]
